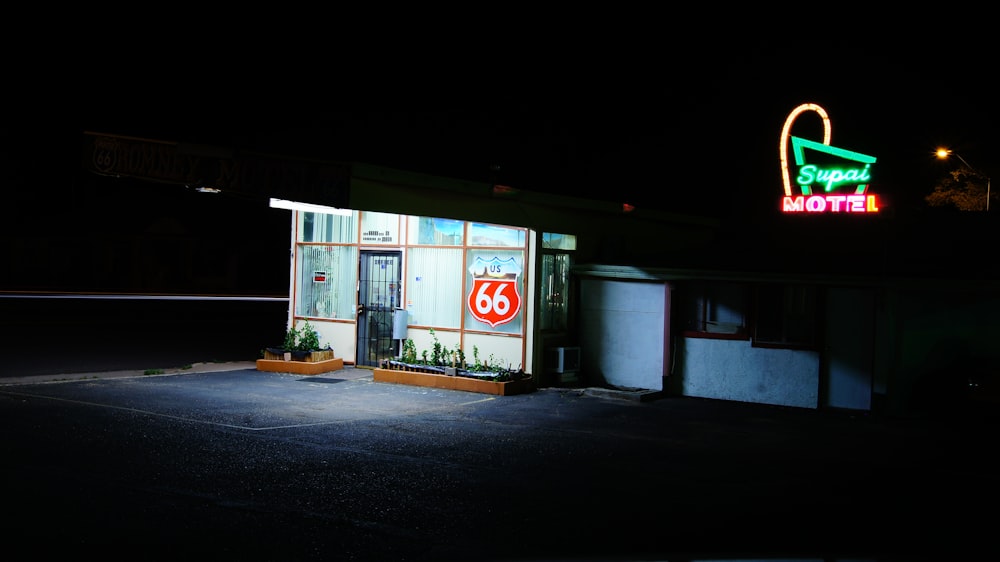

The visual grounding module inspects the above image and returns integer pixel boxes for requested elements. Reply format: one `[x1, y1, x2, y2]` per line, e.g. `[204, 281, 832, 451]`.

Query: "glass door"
[356, 251, 402, 367]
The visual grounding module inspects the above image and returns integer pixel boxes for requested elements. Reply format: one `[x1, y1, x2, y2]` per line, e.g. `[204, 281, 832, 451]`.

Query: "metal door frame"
[356, 251, 402, 367]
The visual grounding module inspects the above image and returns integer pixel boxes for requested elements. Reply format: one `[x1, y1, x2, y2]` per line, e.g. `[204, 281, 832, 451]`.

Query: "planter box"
[373, 367, 535, 396]
[257, 348, 343, 375]
[262, 348, 335, 363]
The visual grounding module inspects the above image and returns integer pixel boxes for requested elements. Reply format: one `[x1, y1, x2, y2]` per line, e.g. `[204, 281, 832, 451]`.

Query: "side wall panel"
[580, 279, 666, 390]
[676, 338, 820, 408]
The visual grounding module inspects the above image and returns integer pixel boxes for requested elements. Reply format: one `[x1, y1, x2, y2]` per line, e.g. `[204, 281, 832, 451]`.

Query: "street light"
[936, 148, 991, 211]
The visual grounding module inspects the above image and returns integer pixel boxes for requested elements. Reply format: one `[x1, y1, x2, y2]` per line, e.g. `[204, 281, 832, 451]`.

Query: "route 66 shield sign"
[467, 256, 522, 328]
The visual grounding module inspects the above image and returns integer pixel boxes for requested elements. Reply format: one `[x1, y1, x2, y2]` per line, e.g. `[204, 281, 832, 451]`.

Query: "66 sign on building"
[467, 257, 523, 328]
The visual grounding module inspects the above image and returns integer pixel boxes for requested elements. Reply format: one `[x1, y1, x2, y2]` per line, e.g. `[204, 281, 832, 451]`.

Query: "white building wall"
[303, 320, 357, 364]
[677, 337, 820, 408]
[579, 279, 666, 391]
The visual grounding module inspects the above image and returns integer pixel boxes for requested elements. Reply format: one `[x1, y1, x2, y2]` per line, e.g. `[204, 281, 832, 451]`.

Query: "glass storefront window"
[297, 211, 357, 243]
[405, 247, 463, 328]
[295, 244, 358, 319]
[360, 211, 400, 245]
[407, 216, 464, 245]
[468, 222, 526, 247]
[542, 232, 577, 250]
[540, 253, 570, 331]
[464, 248, 525, 335]
[291, 209, 534, 370]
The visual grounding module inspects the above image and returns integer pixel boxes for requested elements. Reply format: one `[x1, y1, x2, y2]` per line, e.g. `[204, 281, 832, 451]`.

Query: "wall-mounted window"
[298, 211, 356, 243]
[360, 211, 400, 245]
[678, 281, 748, 338]
[540, 254, 569, 332]
[405, 247, 463, 328]
[294, 244, 358, 320]
[752, 284, 818, 349]
[465, 248, 525, 335]
[469, 222, 526, 247]
[402, 218, 528, 335]
[676, 280, 819, 349]
[542, 232, 577, 251]
[295, 210, 360, 320]
[408, 216, 464, 245]
[540, 232, 576, 332]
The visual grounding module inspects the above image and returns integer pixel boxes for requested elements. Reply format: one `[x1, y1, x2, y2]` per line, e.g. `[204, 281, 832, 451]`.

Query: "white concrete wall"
[299, 319, 357, 364]
[677, 337, 820, 408]
[579, 279, 666, 391]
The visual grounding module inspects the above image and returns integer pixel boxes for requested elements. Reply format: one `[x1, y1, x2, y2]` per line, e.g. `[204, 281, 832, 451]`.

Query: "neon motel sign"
[779, 103, 879, 213]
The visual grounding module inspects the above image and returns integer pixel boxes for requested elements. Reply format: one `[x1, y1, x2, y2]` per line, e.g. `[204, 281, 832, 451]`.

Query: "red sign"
[467, 257, 522, 328]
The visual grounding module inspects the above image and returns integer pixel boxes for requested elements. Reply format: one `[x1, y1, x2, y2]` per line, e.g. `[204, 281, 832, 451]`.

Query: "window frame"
[677, 280, 821, 350]
[678, 281, 750, 341]
[539, 232, 576, 334]
[750, 283, 821, 350]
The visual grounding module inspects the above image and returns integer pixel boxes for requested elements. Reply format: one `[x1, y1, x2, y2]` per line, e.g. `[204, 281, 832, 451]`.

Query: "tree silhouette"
[925, 167, 990, 211]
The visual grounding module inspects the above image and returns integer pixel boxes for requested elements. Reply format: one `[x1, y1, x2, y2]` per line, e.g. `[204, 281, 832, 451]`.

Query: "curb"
[0, 361, 259, 386]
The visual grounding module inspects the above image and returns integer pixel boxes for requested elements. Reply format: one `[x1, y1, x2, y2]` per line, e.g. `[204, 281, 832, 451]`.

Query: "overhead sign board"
[81, 132, 351, 208]
[779, 103, 879, 213]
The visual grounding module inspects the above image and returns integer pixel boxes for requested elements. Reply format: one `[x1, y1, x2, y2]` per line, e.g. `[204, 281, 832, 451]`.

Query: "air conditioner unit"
[546, 346, 581, 374]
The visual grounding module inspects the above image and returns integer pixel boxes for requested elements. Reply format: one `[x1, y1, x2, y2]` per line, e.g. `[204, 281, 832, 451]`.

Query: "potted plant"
[256, 320, 343, 375]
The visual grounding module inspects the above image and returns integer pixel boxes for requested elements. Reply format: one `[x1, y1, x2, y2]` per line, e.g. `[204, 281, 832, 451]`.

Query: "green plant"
[282, 325, 299, 350]
[392, 335, 509, 375]
[472, 345, 482, 371]
[402, 339, 418, 364]
[279, 320, 326, 352]
[430, 329, 443, 365]
[490, 366, 527, 382]
[296, 319, 322, 351]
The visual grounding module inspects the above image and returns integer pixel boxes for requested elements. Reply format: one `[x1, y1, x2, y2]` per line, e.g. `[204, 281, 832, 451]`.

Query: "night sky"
[2, 21, 998, 304]
[5, 29, 998, 225]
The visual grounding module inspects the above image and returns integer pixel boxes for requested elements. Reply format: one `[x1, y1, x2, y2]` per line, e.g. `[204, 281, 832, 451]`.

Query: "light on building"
[268, 198, 353, 216]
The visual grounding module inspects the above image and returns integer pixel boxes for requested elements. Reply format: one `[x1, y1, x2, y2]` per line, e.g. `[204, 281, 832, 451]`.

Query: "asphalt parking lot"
[3, 363, 998, 561]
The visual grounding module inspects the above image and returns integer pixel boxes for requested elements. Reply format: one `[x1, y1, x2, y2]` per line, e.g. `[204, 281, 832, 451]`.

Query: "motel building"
[83, 104, 1000, 418]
